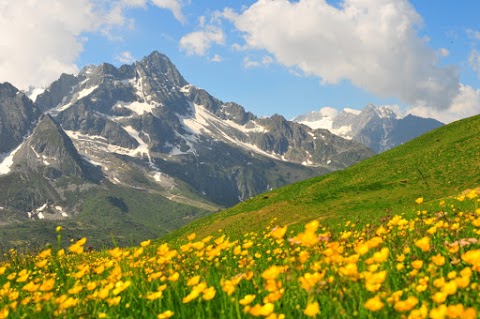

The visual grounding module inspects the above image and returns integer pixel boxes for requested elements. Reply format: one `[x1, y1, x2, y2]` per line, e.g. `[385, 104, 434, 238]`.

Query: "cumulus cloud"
[224, 0, 460, 110]
[0, 0, 186, 89]
[150, 0, 186, 24]
[409, 84, 480, 123]
[180, 25, 225, 56]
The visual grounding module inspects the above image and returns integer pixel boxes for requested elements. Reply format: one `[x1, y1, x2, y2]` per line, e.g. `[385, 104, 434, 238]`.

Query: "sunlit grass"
[1, 190, 480, 318]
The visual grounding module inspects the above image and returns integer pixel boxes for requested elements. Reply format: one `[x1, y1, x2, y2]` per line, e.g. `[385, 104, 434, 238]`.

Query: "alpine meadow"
[2, 1, 480, 318]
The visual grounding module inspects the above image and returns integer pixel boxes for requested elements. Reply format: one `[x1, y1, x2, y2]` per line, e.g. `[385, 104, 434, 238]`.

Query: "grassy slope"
[0, 185, 213, 252]
[163, 114, 480, 241]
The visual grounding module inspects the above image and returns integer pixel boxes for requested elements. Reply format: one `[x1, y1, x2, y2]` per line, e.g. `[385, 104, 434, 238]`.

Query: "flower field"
[1, 191, 480, 318]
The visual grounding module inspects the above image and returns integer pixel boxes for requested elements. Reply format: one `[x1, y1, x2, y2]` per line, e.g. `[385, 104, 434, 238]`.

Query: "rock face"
[293, 104, 444, 153]
[29, 51, 373, 205]
[0, 51, 375, 247]
[13, 114, 102, 180]
[0, 83, 40, 153]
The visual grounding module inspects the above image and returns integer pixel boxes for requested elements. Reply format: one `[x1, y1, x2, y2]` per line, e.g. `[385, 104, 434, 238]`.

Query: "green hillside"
[164, 114, 480, 240]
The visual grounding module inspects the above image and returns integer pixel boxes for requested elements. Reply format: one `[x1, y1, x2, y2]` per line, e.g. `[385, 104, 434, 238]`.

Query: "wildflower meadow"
[1, 190, 480, 318]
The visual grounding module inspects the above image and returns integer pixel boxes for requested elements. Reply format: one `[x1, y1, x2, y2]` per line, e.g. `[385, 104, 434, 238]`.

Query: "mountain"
[0, 51, 373, 249]
[0, 83, 40, 154]
[292, 104, 444, 153]
[164, 113, 480, 241]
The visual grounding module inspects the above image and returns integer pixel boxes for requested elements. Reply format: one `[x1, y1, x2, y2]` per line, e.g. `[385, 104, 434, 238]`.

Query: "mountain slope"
[165, 113, 480, 240]
[293, 104, 444, 152]
[32, 51, 372, 206]
[0, 52, 374, 249]
[0, 83, 40, 154]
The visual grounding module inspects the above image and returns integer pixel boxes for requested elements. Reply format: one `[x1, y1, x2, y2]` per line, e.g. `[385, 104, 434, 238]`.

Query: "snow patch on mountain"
[48, 85, 99, 116]
[115, 101, 158, 116]
[123, 125, 155, 166]
[0, 142, 24, 175]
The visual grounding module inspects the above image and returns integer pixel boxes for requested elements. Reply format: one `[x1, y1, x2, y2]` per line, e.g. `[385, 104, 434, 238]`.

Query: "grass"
[163, 114, 480, 241]
[1, 193, 480, 318]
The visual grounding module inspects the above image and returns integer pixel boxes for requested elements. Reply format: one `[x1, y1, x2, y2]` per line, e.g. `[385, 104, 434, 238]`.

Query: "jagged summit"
[293, 104, 443, 153]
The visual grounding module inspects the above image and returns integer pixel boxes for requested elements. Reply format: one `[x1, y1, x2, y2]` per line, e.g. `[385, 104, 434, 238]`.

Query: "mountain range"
[292, 104, 444, 153]
[0, 51, 374, 249]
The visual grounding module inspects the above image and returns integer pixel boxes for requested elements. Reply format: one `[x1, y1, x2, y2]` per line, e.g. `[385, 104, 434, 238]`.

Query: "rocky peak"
[136, 51, 188, 88]
[13, 114, 100, 180]
[0, 82, 40, 153]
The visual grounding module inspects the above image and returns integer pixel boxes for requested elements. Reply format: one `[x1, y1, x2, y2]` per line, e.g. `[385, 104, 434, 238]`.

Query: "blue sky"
[1, 1, 480, 123]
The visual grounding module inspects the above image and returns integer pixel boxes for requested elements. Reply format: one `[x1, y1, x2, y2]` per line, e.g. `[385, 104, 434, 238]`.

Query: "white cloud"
[115, 51, 137, 64]
[0, 0, 186, 89]
[469, 50, 480, 77]
[243, 57, 260, 68]
[180, 26, 225, 56]
[211, 54, 223, 62]
[318, 106, 339, 118]
[225, 0, 460, 110]
[262, 56, 274, 65]
[0, 0, 97, 89]
[467, 29, 480, 40]
[151, 0, 186, 24]
[438, 48, 450, 57]
[409, 84, 480, 123]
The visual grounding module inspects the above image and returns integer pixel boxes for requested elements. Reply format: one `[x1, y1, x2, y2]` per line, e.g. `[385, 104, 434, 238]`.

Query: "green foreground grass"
[1, 193, 480, 318]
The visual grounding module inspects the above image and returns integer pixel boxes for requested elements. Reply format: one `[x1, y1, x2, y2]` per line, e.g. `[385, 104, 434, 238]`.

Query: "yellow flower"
[107, 296, 121, 306]
[414, 237, 430, 252]
[158, 310, 175, 319]
[394, 296, 418, 312]
[140, 239, 151, 247]
[303, 302, 320, 317]
[411, 260, 423, 269]
[271, 226, 288, 239]
[429, 305, 447, 319]
[431, 254, 445, 266]
[35, 259, 48, 268]
[146, 291, 163, 301]
[446, 304, 464, 319]
[364, 271, 387, 292]
[441, 280, 457, 296]
[364, 296, 384, 312]
[187, 233, 196, 241]
[56, 225, 62, 232]
[373, 247, 389, 263]
[375, 226, 388, 236]
[354, 243, 369, 255]
[249, 303, 275, 317]
[202, 287, 216, 301]
[431, 292, 447, 304]
[168, 272, 180, 282]
[38, 248, 52, 258]
[262, 266, 284, 280]
[415, 197, 424, 204]
[187, 275, 201, 286]
[239, 294, 256, 305]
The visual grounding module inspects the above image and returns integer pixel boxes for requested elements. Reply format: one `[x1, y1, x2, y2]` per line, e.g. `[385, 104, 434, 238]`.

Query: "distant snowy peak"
[293, 104, 444, 153]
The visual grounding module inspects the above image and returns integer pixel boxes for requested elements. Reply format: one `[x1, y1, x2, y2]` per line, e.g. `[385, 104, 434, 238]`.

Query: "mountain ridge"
[0, 51, 373, 249]
[293, 104, 444, 152]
